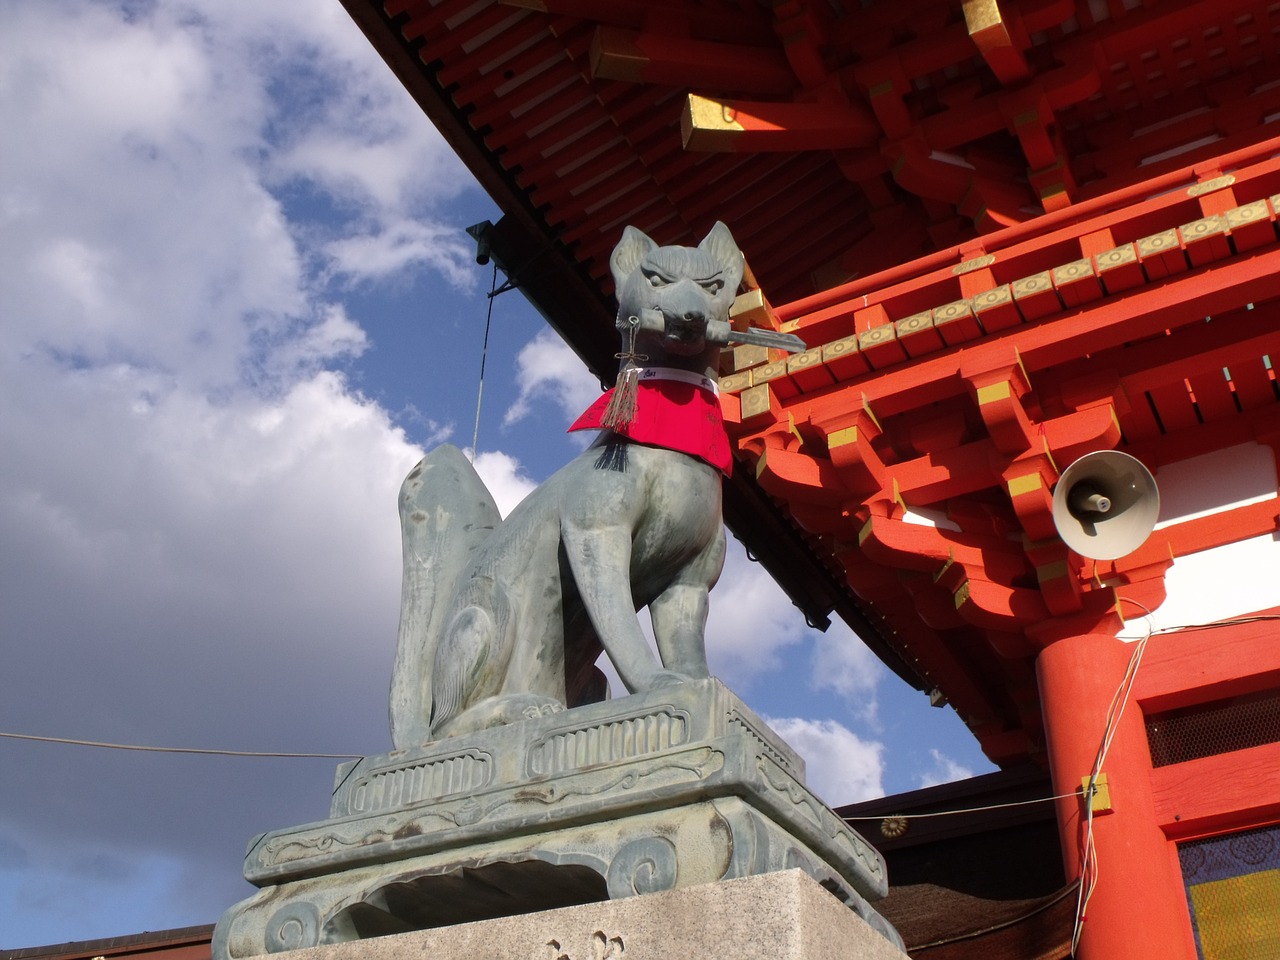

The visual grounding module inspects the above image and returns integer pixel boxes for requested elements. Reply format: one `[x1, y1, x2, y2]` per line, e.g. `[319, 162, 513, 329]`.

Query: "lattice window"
[1145, 689, 1280, 768]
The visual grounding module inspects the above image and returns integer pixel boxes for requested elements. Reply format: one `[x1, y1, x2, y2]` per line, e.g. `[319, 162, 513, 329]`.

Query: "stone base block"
[281, 870, 909, 960]
[213, 680, 902, 958]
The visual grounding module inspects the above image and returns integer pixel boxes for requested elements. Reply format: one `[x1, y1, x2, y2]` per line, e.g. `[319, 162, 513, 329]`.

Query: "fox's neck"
[621, 336, 719, 380]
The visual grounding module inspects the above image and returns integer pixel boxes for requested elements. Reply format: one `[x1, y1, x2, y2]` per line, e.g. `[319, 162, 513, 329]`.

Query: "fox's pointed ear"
[611, 226, 657, 291]
[699, 221, 744, 294]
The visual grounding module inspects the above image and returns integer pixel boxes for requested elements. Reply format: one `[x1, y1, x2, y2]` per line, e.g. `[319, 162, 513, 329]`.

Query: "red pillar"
[1036, 632, 1192, 960]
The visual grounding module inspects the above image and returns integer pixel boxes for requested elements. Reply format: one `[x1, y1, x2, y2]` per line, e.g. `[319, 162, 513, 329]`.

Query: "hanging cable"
[1071, 597, 1154, 956]
[909, 881, 1081, 953]
[4, 613, 1264, 772]
[842, 791, 1080, 823]
[469, 260, 499, 463]
[1151, 613, 1280, 634]
[0, 730, 361, 759]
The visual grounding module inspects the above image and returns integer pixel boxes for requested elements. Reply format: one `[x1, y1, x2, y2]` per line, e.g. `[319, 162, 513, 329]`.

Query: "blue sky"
[0, 0, 991, 947]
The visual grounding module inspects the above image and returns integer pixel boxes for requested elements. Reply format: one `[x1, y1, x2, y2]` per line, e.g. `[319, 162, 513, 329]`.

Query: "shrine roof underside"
[342, 0, 1280, 765]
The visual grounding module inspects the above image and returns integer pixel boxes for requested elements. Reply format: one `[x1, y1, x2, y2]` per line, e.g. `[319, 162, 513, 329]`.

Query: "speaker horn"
[1051, 451, 1160, 560]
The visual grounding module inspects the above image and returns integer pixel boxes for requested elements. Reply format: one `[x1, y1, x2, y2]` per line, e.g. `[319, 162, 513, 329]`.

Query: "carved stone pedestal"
[266, 870, 909, 960]
[213, 680, 902, 958]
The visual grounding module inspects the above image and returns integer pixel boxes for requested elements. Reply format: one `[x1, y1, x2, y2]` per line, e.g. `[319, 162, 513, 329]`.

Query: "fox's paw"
[432, 693, 565, 740]
[644, 669, 693, 691]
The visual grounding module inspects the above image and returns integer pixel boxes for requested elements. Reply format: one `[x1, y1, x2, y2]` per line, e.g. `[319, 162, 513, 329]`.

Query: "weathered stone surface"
[276, 870, 909, 960]
[213, 681, 902, 958]
[214, 225, 897, 960]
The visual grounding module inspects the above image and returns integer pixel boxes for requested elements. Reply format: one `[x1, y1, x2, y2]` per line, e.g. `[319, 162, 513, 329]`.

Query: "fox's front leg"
[561, 519, 677, 693]
[648, 526, 724, 677]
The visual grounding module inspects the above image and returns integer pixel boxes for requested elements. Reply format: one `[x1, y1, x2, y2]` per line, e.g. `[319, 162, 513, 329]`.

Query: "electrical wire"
[842, 791, 1080, 822]
[0, 731, 362, 759]
[1150, 613, 1280, 635]
[908, 880, 1082, 953]
[849, 608, 1268, 844]
[2, 613, 1266, 772]
[3, 723, 1079, 814]
[469, 261, 499, 463]
[1071, 596, 1154, 956]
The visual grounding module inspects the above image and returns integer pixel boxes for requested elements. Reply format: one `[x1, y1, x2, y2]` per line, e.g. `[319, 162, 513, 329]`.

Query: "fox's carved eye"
[643, 269, 668, 288]
[700, 278, 724, 295]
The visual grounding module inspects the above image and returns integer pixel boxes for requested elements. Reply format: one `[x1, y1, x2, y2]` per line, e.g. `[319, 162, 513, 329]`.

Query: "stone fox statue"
[389, 222, 743, 747]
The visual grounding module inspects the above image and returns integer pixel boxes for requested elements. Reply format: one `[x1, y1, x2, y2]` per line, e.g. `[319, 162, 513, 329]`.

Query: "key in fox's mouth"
[663, 324, 705, 353]
[665, 314, 707, 337]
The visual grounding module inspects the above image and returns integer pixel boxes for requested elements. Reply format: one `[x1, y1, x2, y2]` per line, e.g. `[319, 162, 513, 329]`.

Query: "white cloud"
[763, 717, 885, 806]
[504, 329, 603, 427]
[0, 355, 419, 659]
[472, 450, 539, 518]
[0, 1, 904, 946]
[703, 542, 810, 690]
[262, 303, 370, 378]
[917, 749, 976, 790]
[1, 4, 304, 389]
[810, 625, 886, 723]
[0, 0, 486, 943]
[522, 530, 819, 701]
[576, 531, 882, 710]
[324, 220, 475, 288]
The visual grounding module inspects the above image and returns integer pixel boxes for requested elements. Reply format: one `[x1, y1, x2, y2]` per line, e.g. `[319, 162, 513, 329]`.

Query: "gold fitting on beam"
[976, 381, 1013, 405]
[682, 94, 743, 151]
[729, 287, 775, 330]
[589, 28, 649, 84]
[1187, 174, 1236, 198]
[933, 552, 956, 584]
[1036, 560, 1069, 583]
[787, 413, 805, 448]
[1007, 474, 1043, 497]
[827, 425, 860, 448]
[953, 253, 995, 275]
[963, 0, 1005, 35]
[861, 393, 882, 431]
[754, 447, 770, 481]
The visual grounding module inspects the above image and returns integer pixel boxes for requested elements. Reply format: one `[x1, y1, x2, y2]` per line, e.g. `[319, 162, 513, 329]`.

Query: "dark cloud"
[0, 0, 472, 944]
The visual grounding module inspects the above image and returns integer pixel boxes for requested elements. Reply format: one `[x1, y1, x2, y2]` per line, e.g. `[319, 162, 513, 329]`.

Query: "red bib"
[569, 368, 732, 476]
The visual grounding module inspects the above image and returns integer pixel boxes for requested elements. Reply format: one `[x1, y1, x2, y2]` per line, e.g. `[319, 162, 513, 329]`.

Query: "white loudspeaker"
[1051, 451, 1160, 560]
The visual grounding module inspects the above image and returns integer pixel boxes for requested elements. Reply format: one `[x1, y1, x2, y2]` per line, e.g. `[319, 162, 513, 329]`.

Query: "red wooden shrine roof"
[341, 0, 1280, 766]
[347, 0, 1280, 303]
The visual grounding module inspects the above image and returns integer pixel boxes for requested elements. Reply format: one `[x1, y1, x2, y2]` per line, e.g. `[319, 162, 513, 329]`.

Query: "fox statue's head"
[609, 222, 744, 373]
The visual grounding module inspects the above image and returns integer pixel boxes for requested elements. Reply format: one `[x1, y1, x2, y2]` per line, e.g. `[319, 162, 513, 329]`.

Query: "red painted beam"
[1134, 603, 1280, 710]
[496, 0, 777, 48]
[682, 94, 880, 153]
[589, 27, 797, 97]
[774, 134, 1280, 322]
[1152, 742, 1280, 840]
